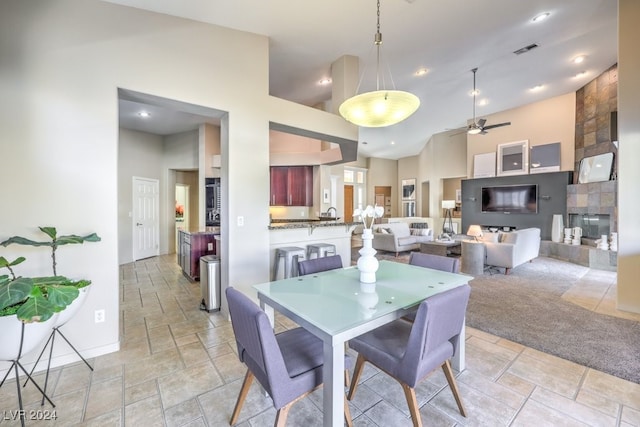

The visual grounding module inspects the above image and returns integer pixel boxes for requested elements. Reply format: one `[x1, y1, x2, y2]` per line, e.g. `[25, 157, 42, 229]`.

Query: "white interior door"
[133, 177, 159, 261]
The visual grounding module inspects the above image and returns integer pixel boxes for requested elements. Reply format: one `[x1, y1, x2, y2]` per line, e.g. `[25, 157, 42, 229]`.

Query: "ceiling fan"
[465, 67, 511, 135]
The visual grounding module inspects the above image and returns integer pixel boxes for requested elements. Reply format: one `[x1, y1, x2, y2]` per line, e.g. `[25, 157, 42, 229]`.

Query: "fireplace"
[566, 181, 617, 244]
[568, 214, 610, 241]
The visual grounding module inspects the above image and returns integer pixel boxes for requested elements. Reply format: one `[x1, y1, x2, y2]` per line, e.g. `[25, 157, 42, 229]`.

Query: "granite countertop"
[178, 227, 220, 235]
[268, 220, 359, 230]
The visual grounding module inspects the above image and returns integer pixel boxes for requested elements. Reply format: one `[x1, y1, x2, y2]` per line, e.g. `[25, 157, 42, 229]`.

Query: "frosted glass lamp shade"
[339, 90, 420, 128]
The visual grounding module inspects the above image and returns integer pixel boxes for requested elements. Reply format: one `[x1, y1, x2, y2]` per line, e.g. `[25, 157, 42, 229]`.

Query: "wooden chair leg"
[344, 369, 351, 389]
[441, 360, 467, 417]
[347, 354, 366, 400]
[401, 383, 423, 427]
[274, 403, 292, 427]
[230, 369, 254, 425]
[344, 395, 354, 427]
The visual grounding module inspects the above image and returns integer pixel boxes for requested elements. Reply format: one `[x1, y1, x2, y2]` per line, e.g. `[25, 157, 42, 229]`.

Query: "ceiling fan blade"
[482, 121, 511, 130]
[477, 118, 486, 127]
[480, 129, 488, 135]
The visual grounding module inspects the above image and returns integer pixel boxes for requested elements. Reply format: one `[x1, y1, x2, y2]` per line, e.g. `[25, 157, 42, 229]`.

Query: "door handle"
[136, 222, 143, 226]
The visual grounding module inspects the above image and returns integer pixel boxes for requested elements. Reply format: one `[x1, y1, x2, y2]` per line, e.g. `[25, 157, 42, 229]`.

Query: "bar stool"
[306, 243, 337, 260]
[272, 246, 306, 280]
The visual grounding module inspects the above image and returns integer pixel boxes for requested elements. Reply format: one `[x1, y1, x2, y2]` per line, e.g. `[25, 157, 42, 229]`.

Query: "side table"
[461, 240, 485, 275]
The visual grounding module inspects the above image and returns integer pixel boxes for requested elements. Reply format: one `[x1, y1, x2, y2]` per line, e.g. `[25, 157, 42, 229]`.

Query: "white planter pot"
[0, 314, 58, 361]
[55, 284, 91, 328]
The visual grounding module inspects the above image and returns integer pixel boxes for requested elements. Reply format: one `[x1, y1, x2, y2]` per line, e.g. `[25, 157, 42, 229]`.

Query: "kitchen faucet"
[325, 207, 337, 217]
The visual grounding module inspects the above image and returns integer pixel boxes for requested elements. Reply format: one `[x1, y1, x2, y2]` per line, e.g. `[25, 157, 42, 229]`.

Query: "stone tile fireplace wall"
[574, 64, 618, 181]
[566, 181, 617, 235]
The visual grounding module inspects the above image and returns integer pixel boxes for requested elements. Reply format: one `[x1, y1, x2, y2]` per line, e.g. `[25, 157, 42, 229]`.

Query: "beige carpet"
[352, 247, 640, 384]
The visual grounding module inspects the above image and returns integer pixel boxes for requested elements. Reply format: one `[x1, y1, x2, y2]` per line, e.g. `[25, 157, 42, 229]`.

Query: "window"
[345, 167, 367, 211]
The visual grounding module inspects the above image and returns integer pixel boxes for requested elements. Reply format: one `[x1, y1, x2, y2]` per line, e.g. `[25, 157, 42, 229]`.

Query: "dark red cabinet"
[270, 166, 313, 206]
[180, 232, 217, 281]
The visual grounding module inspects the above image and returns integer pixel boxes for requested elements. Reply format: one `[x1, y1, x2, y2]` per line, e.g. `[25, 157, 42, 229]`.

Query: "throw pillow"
[378, 228, 389, 234]
[481, 233, 499, 243]
[410, 228, 422, 236]
[502, 232, 519, 244]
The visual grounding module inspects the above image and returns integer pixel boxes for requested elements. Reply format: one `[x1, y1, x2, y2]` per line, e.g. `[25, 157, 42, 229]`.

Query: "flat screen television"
[482, 184, 538, 213]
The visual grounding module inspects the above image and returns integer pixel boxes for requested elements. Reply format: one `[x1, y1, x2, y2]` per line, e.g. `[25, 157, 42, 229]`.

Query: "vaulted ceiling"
[108, 0, 617, 160]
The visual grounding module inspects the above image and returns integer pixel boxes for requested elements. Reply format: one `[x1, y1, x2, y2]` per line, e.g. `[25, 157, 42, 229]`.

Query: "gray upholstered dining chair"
[408, 252, 460, 273]
[347, 284, 471, 427]
[295, 253, 353, 389]
[403, 252, 461, 323]
[225, 287, 353, 427]
[297, 254, 343, 276]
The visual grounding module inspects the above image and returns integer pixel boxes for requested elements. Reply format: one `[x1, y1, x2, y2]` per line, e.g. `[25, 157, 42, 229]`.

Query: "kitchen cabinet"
[270, 166, 313, 206]
[178, 231, 218, 281]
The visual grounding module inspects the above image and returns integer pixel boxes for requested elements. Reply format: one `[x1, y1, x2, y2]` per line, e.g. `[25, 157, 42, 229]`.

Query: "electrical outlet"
[95, 309, 105, 323]
[237, 216, 244, 227]
[207, 242, 213, 251]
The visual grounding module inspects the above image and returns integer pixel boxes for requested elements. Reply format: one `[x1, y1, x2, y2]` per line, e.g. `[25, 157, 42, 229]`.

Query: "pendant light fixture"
[338, 0, 420, 128]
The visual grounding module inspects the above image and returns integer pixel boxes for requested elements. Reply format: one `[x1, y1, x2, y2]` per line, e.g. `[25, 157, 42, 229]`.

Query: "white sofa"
[482, 227, 541, 274]
[370, 222, 433, 256]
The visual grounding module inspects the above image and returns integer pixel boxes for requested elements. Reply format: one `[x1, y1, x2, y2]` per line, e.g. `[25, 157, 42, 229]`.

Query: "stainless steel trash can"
[200, 255, 220, 312]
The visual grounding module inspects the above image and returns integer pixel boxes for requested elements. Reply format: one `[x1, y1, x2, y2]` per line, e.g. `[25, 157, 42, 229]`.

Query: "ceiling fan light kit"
[467, 68, 511, 135]
[339, 0, 420, 128]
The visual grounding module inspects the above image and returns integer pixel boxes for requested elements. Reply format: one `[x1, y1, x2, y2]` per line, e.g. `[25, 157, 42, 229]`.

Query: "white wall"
[118, 129, 164, 264]
[466, 93, 576, 177]
[0, 0, 357, 375]
[417, 131, 467, 223]
[617, 0, 640, 313]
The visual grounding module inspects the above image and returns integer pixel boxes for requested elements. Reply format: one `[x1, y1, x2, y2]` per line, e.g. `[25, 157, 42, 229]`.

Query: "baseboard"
[0, 341, 121, 381]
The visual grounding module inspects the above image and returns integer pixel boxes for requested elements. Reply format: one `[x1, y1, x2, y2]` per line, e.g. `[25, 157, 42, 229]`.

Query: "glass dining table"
[253, 260, 471, 427]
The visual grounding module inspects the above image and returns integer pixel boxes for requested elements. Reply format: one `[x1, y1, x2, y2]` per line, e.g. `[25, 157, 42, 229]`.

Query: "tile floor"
[1, 254, 639, 426]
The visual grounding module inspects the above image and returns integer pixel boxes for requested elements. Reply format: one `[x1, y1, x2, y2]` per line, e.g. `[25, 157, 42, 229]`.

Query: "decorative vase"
[551, 214, 564, 243]
[357, 228, 379, 283]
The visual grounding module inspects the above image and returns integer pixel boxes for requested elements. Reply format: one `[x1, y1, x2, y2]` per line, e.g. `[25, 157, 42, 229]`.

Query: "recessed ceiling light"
[478, 99, 488, 106]
[415, 68, 429, 76]
[390, 141, 396, 145]
[138, 111, 151, 118]
[573, 55, 586, 64]
[318, 78, 332, 85]
[574, 71, 588, 78]
[530, 84, 544, 92]
[532, 12, 550, 22]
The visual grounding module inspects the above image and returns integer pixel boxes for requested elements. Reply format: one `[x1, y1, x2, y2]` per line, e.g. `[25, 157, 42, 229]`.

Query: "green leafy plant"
[0, 227, 100, 323]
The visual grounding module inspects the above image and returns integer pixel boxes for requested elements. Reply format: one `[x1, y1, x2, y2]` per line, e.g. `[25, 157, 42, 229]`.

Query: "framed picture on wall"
[530, 142, 561, 174]
[497, 140, 529, 176]
[401, 178, 416, 200]
[473, 152, 496, 178]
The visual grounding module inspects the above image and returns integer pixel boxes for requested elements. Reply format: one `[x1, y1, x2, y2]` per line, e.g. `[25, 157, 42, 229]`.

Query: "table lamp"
[441, 200, 455, 235]
[467, 224, 483, 241]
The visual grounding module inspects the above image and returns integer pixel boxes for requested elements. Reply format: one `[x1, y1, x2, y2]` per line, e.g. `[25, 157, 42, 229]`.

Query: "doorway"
[374, 186, 391, 220]
[421, 181, 430, 217]
[175, 184, 189, 252]
[132, 177, 160, 261]
[344, 185, 354, 222]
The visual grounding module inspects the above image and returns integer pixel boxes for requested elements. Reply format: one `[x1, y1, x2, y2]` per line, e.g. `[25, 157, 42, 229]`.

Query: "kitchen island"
[177, 227, 220, 281]
[269, 220, 358, 279]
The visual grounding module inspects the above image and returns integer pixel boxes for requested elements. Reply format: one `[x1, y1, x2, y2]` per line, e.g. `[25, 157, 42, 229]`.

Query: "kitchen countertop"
[178, 227, 220, 235]
[268, 220, 359, 230]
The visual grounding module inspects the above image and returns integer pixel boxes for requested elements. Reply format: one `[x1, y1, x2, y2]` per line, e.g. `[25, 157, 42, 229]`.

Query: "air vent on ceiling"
[513, 43, 539, 55]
